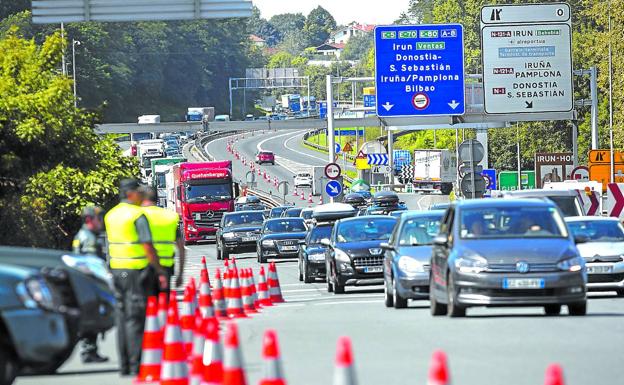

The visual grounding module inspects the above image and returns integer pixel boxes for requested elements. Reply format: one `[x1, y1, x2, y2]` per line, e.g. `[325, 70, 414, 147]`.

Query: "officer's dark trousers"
[112, 268, 150, 374]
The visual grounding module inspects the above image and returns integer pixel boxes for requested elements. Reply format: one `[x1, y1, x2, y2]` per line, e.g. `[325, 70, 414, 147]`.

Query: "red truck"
[168, 161, 238, 243]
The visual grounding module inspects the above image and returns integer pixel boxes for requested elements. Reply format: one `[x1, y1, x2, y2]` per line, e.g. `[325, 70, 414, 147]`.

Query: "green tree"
[341, 32, 373, 61]
[269, 13, 305, 39]
[304, 6, 337, 47]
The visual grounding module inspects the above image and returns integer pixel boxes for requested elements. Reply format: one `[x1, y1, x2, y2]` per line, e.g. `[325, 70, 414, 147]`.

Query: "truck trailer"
[412, 149, 456, 195]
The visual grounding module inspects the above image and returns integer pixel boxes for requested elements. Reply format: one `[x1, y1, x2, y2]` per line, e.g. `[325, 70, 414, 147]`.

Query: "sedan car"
[217, 211, 265, 260]
[281, 207, 303, 218]
[566, 216, 624, 296]
[257, 218, 308, 263]
[322, 216, 397, 294]
[382, 210, 445, 308]
[430, 199, 587, 317]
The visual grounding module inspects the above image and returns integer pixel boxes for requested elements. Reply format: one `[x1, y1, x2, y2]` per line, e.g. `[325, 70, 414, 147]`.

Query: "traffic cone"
[544, 364, 565, 385]
[213, 268, 227, 319]
[222, 322, 247, 385]
[293, 187, 298, 197]
[202, 317, 223, 385]
[427, 350, 450, 385]
[319, 195, 323, 205]
[226, 269, 247, 318]
[158, 292, 168, 331]
[333, 337, 357, 385]
[247, 269, 261, 309]
[257, 266, 272, 307]
[160, 292, 189, 385]
[189, 277, 199, 315]
[201, 256, 208, 272]
[259, 329, 286, 385]
[241, 269, 257, 315]
[190, 311, 206, 385]
[300, 190, 305, 200]
[199, 269, 215, 319]
[308, 193, 313, 203]
[133, 296, 163, 384]
[268, 263, 284, 303]
[181, 286, 195, 354]
[258, 168, 261, 176]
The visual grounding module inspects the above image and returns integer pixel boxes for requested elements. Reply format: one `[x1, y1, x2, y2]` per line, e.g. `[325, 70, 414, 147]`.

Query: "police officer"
[72, 206, 109, 364]
[104, 179, 167, 376]
[139, 185, 185, 294]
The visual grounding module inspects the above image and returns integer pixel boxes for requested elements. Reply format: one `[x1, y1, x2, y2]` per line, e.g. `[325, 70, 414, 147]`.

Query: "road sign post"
[278, 181, 289, 204]
[374, 24, 465, 117]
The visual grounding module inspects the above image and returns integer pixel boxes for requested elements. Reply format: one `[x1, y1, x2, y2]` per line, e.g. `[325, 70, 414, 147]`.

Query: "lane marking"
[315, 299, 381, 306]
[282, 288, 326, 293]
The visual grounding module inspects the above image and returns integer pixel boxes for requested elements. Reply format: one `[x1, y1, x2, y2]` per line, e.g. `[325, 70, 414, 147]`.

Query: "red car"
[256, 151, 275, 165]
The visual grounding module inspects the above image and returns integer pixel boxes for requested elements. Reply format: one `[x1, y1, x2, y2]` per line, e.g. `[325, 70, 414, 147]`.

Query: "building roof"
[249, 34, 266, 43]
[316, 42, 345, 51]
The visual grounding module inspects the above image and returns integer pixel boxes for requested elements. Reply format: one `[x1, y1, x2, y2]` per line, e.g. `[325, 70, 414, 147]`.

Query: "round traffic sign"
[325, 180, 343, 197]
[570, 166, 589, 181]
[412, 93, 430, 110]
[458, 139, 485, 164]
[460, 173, 486, 197]
[324, 163, 342, 179]
[278, 181, 289, 196]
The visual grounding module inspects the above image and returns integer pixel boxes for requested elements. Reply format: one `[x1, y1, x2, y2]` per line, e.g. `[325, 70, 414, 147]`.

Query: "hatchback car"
[257, 218, 308, 263]
[256, 151, 275, 165]
[216, 211, 265, 260]
[566, 216, 624, 296]
[430, 199, 587, 317]
[322, 216, 397, 294]
[382, 210, 445, 308]
[294, 172, 313, 188]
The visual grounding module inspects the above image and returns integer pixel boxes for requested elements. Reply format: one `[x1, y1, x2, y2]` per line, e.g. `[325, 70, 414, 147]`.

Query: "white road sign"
[324, 163, 342, 179]
[480, 3, 573, 115]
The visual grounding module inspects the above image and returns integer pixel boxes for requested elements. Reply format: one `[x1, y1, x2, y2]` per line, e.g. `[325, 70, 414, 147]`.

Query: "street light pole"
[72, 39, 81, 108]
[608, 0, 615, 183]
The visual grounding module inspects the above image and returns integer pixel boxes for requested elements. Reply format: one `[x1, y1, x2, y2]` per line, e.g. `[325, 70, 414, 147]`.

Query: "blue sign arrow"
[367, 153, 389, 165]
[374, 24, 465, 117]
[325, 180, 343, 197]
[335, 143, 341, 154]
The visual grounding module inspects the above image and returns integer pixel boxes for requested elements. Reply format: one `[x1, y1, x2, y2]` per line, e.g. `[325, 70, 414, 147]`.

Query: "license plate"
[503, 278, 545, 289]
[364, 266, 383, 273]
[587, 265, 613, 274]
[281, 246, 298, 251]
[242, 236, 258, 242]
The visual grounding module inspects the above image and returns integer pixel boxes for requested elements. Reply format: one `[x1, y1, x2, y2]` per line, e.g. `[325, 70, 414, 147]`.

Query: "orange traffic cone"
[201, 256, 208, 272]
[300, 190, 305, 200]
[247, 269, 261, 309]
[160, 292, 189, 385]
[427, 350, 450, 385]
[222, 322, 247, 385]
[544, 364, 565, 385]
[181, 286, 195, 354]
[308, 193, 313, 203]
[190, 311, 206, 385]
[268, 263, 284, 303]
[226, 269, 247, 319]
[202, 317, 223, 385]
[133, 296, 163, 384]
[189, 277, 199, 315]
[199, 269, 215, 319]
[257, 266, 272, 307]
[333, 337, 357, 385]
[158, 292, 168, 331]
[213, 268, 227, 319]
[258, 329, 286, 385]
[293, 187, 298, 197]
[241, 269, 257, 315]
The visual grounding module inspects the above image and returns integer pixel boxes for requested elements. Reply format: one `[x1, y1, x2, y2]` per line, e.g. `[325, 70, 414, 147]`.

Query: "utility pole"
[590, 66, 599, 149]
[608, 0, 615, 183]
[72, 39, 80, 108]
[60, 23, 67, 76]
[326, 75, 336, 202]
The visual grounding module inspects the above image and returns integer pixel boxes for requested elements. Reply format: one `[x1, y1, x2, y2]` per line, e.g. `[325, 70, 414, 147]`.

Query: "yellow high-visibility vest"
[105, 202, 148, 269]
[142, 205, 179, 267]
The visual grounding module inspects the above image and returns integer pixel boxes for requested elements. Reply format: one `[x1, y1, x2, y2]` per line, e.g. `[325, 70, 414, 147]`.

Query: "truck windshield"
[185, 183, 232, 203]
[156, 173, 166, 189]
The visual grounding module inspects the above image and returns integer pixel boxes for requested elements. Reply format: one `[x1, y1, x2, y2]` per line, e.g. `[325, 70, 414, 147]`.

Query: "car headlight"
[334, 249, 351, 263]
[398, 256, 425, 274]
[308, 252, 326, 262]
[262, 240, 275, 247]
[16, 276, 54, 310]
[187, 223, 197, 232]
[62, 254, 112, 285]
[455, 255, 488, 274]
[223, 232, 236, 239]
[557, 256, 585, 272]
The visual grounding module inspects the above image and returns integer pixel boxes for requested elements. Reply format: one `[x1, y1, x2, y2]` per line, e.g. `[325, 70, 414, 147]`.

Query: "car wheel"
[0, 349, 18, 385]
[430, 276, 447, 316]
[222, 248, 229, 260]
[334, 280, 345, 294]
[303, 262, 313, 284]
[298, 259, 303, 281]
[384, 278, 394, 307]
[568, 301, 587, 316]
[327, 273, 334, 293]
[216, 242, 222, 260]
[393, 278, 408, 309]
[616, 289, 624, 297]
[259, 255, 267, 264]
[271, 162, 275, 166]
[544, 304, 561, 316]
[446, 274, 466, 317]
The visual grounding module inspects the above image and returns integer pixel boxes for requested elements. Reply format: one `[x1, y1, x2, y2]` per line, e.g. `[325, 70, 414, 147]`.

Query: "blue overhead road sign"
[325, 180, 343, 197]
[374, 24, 465, 117]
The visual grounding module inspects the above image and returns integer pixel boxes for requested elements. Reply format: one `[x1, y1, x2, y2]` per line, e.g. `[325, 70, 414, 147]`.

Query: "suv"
[365, 191, 407, 215]
[294, 172, 313, 188]
[217, 211, 265, 260]
[502, 190, 584, 217]
[256, 151, 275, 165]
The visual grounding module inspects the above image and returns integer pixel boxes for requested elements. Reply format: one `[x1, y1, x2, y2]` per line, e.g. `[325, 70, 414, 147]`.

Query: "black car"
[281, 207, 303, 218]
[269, 206, 290, 218]
[217, 211, 265, 260]
[365, 191, 408, 215]
[322, 216, 397, 294]
[0, 262, 80, 384]
[0, 247, 114, 373]
[234, 195, 263, 211]
[257, 218, 308, 263]
[343, 193, 367, 209]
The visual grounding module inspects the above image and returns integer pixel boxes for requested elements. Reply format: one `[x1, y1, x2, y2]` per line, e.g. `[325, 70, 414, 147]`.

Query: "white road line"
[283, 131, 329, 164]
[416, 194, 427, 210]
[282, 288, 325, 293]
[315, 299, 381, 306]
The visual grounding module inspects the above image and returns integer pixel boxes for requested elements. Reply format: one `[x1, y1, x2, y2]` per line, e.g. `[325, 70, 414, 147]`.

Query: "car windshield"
[297, 174, 311, 178]
[270, 207, 288, 217]
[336, 218, 396, 242]
[284, 208, 303, 217]
[547, 196, 579, 217]
[398, 215, 443, 246]
[224, 212, 265, 227]
[567, 220, 624, 242]
[309, 225, 332, 244]
[460, 206, 568, 239]
[264, 219, 307, 233]
[185, 183, 232, 202]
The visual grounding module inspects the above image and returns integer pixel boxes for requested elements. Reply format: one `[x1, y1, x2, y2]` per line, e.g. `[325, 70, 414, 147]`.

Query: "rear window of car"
[547, 196, 581, 217]
[260, 152, 273, 156]
[264, 219, 307, 233]
[224, 212, 265, 226]
[567, 220, 624, 242]
[297, 173, 311, 178]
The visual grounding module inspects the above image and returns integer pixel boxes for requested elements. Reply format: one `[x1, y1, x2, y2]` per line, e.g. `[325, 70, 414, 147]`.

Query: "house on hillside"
[315, 42, 345, 59]
[330, 22, 375, 45]
[249, 34, 266, 48]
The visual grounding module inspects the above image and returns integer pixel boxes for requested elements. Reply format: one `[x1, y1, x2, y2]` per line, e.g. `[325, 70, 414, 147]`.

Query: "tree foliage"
[341, 33, 373, 61]
[304, 6, 337, 47]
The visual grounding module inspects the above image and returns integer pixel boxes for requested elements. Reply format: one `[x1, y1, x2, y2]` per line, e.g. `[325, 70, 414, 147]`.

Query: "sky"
[252, 0, 411, 25]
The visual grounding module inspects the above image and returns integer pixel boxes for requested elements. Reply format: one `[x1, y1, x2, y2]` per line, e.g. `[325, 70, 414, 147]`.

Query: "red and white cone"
[160, 292, 189, 385]
[427, 350, 450, 385]
[222, 322, 247, 385]
[308, 193, 313, 203]
[300, 190, 305, 200]
[212, 268, 227, 319]
[189, 277, 199, 315]
[268, 263, 284, 303]
[226, 269, 247, 318]
[319, 195, 323, 205]
[544, 364, 565, 385]
[247, 269, 261, 309]
[241, 269, 257, 315]
[199, 269, 215, 319]
[189, 311, 206, 385]
[293, 187, 298, 197]
[257, 266, 272, 307]
[181, 286, 195, 354]
[259, 329, 286, 385]
[333, 337, 357, 385]
[202, 317, 223, 385]
[201, 256, 208, 273]
[158, 292, 168, 332]
[133, 296, 163, 384]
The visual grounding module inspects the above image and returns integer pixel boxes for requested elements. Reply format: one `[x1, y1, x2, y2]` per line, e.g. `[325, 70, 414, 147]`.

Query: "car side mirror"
[574, 235, 588, 244]
[433, 235, 448, 246]
[380, 242, 395, 251]
[320, 239, 331, 247]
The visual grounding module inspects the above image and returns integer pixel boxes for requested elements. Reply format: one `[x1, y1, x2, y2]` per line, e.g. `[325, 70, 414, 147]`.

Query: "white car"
[566, 216, 624, 296]
[293, 172, 313, 188]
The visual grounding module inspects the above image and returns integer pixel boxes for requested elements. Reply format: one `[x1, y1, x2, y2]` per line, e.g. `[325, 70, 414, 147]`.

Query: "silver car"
[566, 216, 624, 296]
